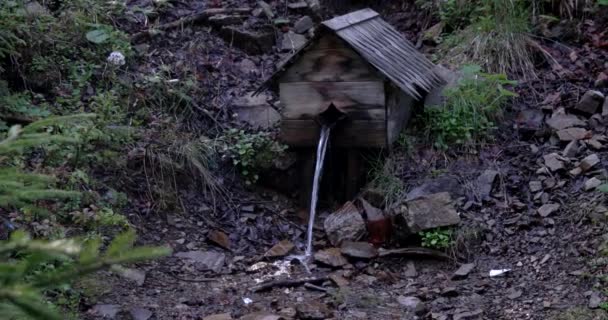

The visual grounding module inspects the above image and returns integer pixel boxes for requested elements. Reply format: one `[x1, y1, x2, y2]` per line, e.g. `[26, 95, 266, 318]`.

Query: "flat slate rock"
[340, 241, 378, 259]
[264, 240, 295, 257]
[402, 192, 461, 232]
[90, 304, 120, 319]
[324, 201, 365, 246]
[174, 251, 225, 273]
[130, 307, 153, 320]
[452, 263, 475, 279]
[314, 247, 348, 267]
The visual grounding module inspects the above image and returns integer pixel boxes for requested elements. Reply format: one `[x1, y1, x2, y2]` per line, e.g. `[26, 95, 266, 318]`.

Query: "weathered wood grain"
[281, 119, 387, 147]
[280, 81, 385, 120]
[279, 47, 381, 82]
[323, 8, 379, 31]
[386, 85, 414, 145]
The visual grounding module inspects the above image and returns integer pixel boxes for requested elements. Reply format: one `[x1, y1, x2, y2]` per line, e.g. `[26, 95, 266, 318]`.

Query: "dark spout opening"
[316, 103, 346, 128]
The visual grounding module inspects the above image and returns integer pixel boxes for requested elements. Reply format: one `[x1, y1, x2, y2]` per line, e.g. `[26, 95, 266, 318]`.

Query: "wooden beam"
[280, 81, 385, 120]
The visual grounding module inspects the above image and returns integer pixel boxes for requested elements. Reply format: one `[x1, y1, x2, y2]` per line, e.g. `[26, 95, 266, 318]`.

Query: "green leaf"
[599, 0, 608, 6]
[597, 184, 608, 193]
[86, 29, 110, 44]
[106, 229, 136, 258]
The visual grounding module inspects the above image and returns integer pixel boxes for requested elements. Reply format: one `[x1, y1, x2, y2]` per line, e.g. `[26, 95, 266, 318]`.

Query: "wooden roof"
[256, 8, 443, 99]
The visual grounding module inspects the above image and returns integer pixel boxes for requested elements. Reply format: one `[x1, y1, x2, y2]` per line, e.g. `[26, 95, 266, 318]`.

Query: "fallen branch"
[131, 7, 251, 42]
[250, 276, 328, 292]
[378, 247, 453, 261]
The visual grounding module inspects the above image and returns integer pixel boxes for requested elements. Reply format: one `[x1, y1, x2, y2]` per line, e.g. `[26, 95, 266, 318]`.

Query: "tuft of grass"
[365, 156, 405, 208]
[420, 65, 517, 149]
[439, 0, 539, 78]
[144, 135, 222, 210]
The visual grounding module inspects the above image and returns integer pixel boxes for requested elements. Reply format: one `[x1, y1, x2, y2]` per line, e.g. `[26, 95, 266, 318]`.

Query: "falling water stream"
[285, 124, 332, 270]
[304, 125, 332, 257]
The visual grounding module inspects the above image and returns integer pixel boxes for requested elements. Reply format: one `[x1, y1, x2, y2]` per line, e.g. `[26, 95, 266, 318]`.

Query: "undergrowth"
[420, 228, 454, 250]
[220, 129, 287, 186]
[366, 156, 405, 208]
[419, 65, 517, 149]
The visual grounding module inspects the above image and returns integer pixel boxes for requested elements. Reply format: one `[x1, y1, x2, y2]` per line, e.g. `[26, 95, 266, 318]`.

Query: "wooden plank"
[314, 34, 350, 50]
[280, 119, 387, 147]
[280, 46, 381, 83]
[386, 85, 414, 145]
[322, 8, 379, 31]
[280, 81, 385, 120]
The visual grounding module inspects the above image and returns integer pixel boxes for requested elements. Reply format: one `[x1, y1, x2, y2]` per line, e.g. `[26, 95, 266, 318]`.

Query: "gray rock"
[288, 1, 309, 10]
[25, 1, 50, 17]
[174, 251, 225, 273]
[404, 260, 417, 278]
[324, 201, 366, 246]
[257, 1, 274, 19]
[507, 288, 523, 300]
[546, 114, 586, 131]
[397, 296, 427, 315]
[543, 153, 565, 172]
[400, 192, 460, 233]
[232, 92, 281, 129]
[562, 140, 579, 158]
[515, 109, 544, 132]
[556, 127, 589, 141]
[538, 203, 560, 217]
[294, 16, 314, 34]
[296, 301, 333, 320]
[406, 175, 462, 200]
[114, 266, 146, 286]
[452, 263, 475, 279]
[314, 248, 348, 267]
[584, 177, 602, 191]
[129, 308, 153, 320]
[453, 309, 483, 320]
[340, 241, 378, 259]
[280, 31, 307, 52]
[576, 90, 604, 114]
[475, 170, 498, 199]
[240, 312, 281, 320]
[238, 58, 257, 75]
[91, 304, 120, 319]
[602, 98, 608, 117]
[203, 313, 233, 320]
[359, 197, 383, 221]
[580, 154, 600, 172]
[589, 291, 602, 309]
[529, 181, 543, 192]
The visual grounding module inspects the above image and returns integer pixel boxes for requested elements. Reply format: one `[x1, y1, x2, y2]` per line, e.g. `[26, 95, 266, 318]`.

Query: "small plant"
[366, 156, 404, 208]
[220, 129, 287, 185]
[420, 64, 517, 149]
[420, 228, 454, 249]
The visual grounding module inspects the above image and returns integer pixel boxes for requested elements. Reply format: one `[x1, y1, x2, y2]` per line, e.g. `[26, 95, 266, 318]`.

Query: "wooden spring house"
[257, 8, 443, 148]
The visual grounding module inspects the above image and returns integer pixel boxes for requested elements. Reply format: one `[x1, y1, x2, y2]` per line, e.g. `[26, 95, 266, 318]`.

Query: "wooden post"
[298, 148, 315, 207]
[345, 148, 361, 200]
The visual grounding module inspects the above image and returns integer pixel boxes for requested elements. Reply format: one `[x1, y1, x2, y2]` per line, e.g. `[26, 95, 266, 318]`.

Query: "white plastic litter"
[242, 297, 253, 305]
[489, 269, 511, 277]
[107, 51, 126, 66]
